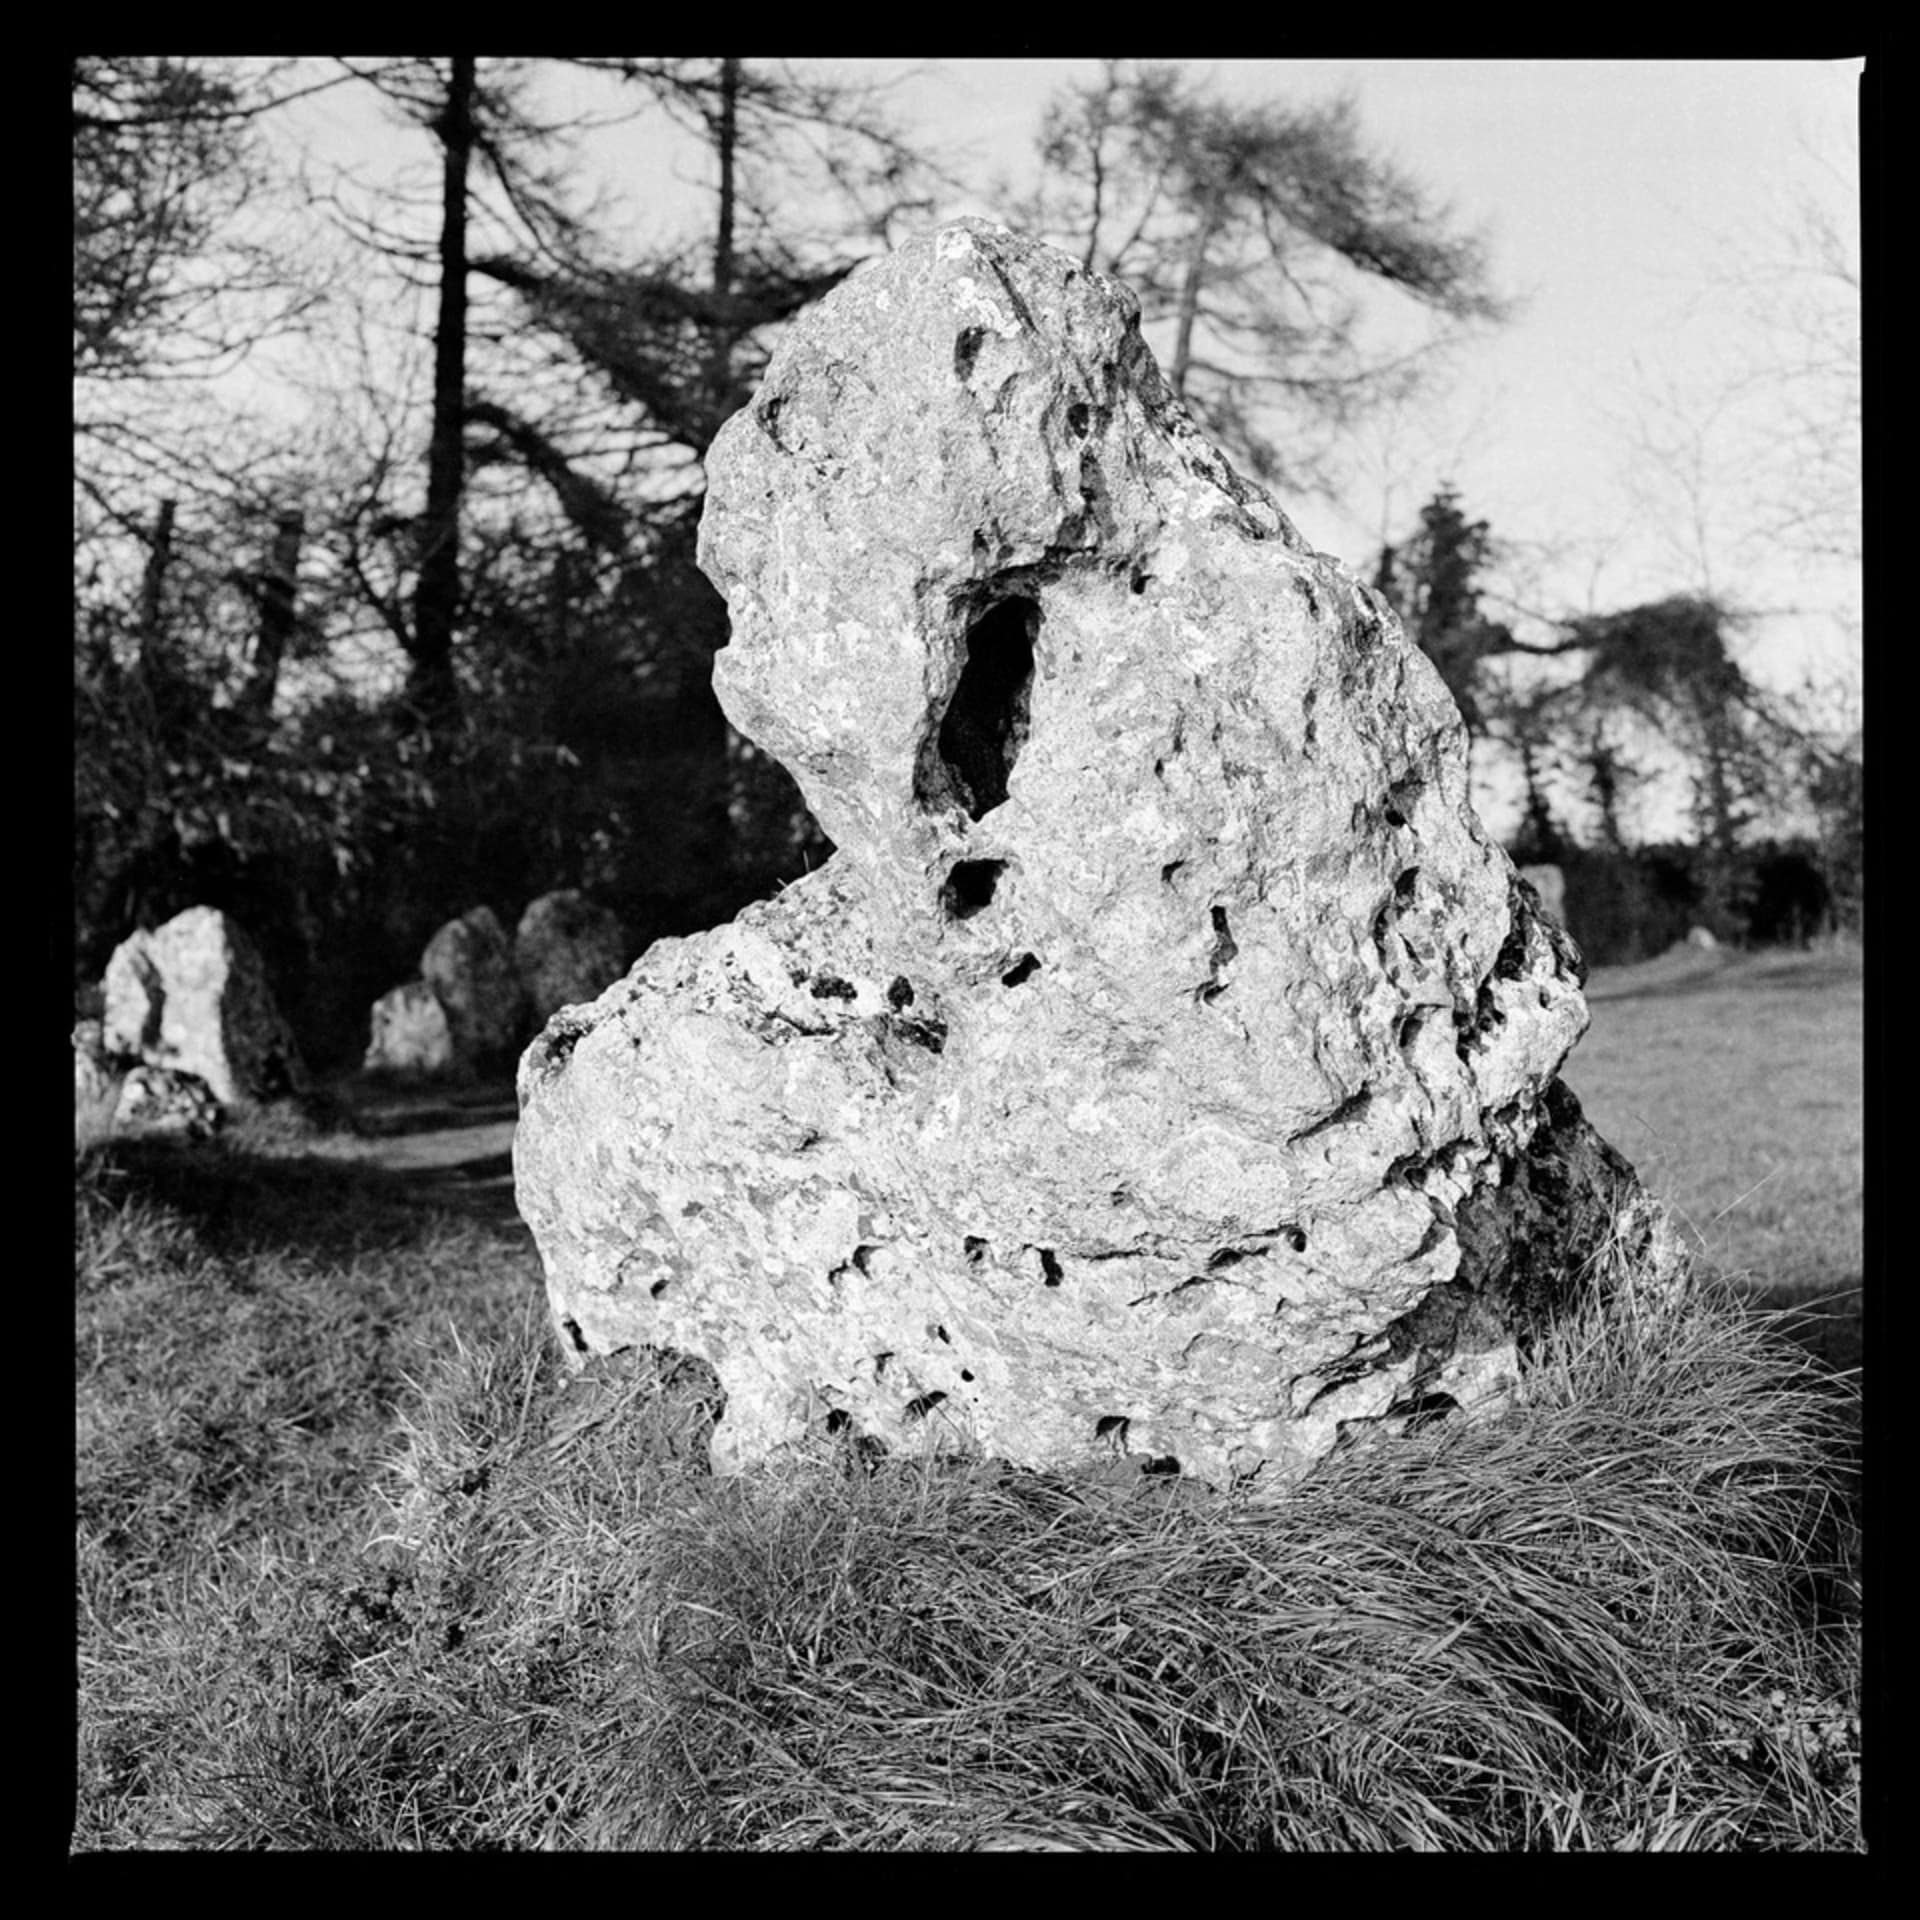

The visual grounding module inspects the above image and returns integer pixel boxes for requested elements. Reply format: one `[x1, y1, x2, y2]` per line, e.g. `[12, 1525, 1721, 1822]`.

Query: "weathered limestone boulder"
[1518, 863, 1566, 927]
[515, 221, 1656, 1493]
[114, 1063, 223, 1138]
[515, 891, 630, 1027]
[421, 908, 525, 1067]
[102, 907, 308, 1109]
[364, 981, 457, 1078]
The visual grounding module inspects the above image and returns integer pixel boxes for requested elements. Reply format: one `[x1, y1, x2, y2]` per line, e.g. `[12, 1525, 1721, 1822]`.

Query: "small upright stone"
[102, 907, 308, 1109]
[364, 981, 457, 1078]
[421, 908, 525, 1068]
[515, 891, 630, 1027]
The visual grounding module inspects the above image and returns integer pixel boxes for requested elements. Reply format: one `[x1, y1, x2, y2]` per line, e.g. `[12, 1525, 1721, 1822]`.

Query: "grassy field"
[73, 942, 1865, 1852]
[1565, 939, 1864, 1369]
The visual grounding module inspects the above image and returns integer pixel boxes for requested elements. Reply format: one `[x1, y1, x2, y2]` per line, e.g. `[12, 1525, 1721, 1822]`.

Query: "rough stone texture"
[1686, 925, 1720, 950]
[515, 220, 1657, 1494]
[515, 891, 630, 1027]
[421, 908, 526, 1067]
[102, 907, 308, 1109]
[1517, 863, 1566, 927]
[114, 1063, 223, 1138]
[364, 981, 457, 1078]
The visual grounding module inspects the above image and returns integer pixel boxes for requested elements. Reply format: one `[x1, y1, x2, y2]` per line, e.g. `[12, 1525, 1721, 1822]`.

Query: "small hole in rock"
[561, 1317, 589, 1355]
[1287, 1229, 1308, 1253]
[964, 1236, 988, 1264]
[825, 1409, 850, 1435]
[1130, 569, 1152, 595]
[1001, 952, 1041, 987]
[649, 1279, 670, 1299]
[1141, 1455, 1182, 1477]
[1066, 401, 1091, 436]
[1385, 806, 1407, 829]
[887, 976, 915, 1009]
[960, 1369, 975, 1383]
[1095, 1415, 1129, 1441]
[904, 1391, 948, 1422]
[1039, 1249, 1063, 1287]
[941, 859, 1004, 919]
[874, 1351, 893, 1379]
[933, 1324, 951, 1344]
[954, 327, 984, 380]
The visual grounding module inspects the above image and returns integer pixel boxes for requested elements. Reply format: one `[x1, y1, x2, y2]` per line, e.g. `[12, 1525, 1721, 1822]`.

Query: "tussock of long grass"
[75, 1128, 1860, 1851]
[275, 1220, 1859, 1853]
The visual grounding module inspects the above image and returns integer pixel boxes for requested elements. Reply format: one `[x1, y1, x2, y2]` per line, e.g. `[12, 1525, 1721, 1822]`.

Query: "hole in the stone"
[851, 1245, 876, 1273]
[1287, 1229, 1308, 1253]
[1130, 568, 1152, 595]
[561, 1317, 589, 1355]
[1397, 1010, 1427, 1052]
[1039, 1249, 1063, 1287]
[904, 1391, 948, 1422]
[1394, 867, 1420, 904]
[825, 1408, 851, 1435]
[941, 859, 1004, 919]
[887, 976, 915, 1010]
[933, 1324, 951, 1344]
[964, 1236, 988, 1264]
[649, 1279, 670, 1299]
[936, 597, 1037, 819]
[1141, 1455, 1182, 1477]
[1207, 1248, 1249, 1270]
[1161, 860, 1184, 885]
[809, 973, 856, 1001]
[954, 327, 984, 380]
[1095, 1414, 1129, 1442]
[960, 1369, 975, 1383]
[1066, 401, 1091, 436]
[874, 1351, 894, 1379]
[1384, 806, 1408, 829]
[1001, 952, 1041, 987]
[1538, 987, 1553, 1009]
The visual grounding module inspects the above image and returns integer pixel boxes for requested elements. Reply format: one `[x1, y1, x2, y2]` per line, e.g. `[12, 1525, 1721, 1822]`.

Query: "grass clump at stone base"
[238, 1231, 1857, 1851]
[74, 1125, 1861, 1851]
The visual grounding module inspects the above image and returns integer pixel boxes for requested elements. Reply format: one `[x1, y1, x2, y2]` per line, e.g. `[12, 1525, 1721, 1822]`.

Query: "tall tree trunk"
[137, 496, 176, 687]
[240, 509, 303, 725]
[704, 55, 740, 442]
[1168, 195, 1221, 400]
[409, 53, 475, 734]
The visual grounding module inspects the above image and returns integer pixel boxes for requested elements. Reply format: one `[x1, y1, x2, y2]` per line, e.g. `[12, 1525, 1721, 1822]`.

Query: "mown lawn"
[1564, 941, 1863, 1367]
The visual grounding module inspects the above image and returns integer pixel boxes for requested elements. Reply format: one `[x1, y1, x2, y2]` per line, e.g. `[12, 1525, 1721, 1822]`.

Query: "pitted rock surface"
[514, 220, 1650, 1492]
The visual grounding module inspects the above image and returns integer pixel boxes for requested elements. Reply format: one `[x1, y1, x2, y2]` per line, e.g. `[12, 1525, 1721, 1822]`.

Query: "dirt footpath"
[313, 1074, 525, 1226]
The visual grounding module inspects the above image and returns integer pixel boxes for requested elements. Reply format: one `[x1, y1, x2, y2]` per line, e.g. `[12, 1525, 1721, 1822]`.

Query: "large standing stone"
[363, 981, 457, 1078]
[515, 891, 630, 1028]
[514, 221, 1658, 1493]
[102, 907, 308, 1109]
[421, 908, 525, 1068]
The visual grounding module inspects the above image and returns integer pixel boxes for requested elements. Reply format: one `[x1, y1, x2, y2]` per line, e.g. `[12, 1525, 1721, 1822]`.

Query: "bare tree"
[1010, 62, 1511, 496]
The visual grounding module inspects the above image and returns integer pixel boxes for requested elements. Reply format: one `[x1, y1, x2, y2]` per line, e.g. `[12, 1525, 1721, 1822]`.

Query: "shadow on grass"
[77, 1130, 533, 1264]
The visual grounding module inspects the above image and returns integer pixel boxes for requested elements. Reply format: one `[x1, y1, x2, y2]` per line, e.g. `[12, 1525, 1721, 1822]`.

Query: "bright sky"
[266, 57, 1865, 832]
